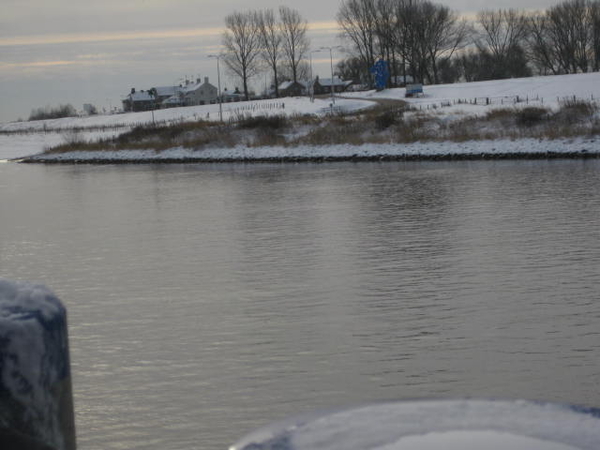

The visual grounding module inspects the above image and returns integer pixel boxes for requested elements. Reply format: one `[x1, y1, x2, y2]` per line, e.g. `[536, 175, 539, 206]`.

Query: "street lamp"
[207, 54, 223, 122]
[317, 46, 343, 105]
[309, 50, 321, 102]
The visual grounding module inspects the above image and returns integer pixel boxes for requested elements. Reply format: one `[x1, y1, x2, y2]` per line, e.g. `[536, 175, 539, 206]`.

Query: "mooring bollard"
[0, 278, 76, 450]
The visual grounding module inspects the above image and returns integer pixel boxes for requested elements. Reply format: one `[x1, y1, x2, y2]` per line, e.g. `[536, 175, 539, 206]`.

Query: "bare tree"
[222, 11, 261, 101]
[592, 0, 600, 70]
[547, 0, 593, 73]
[337, 0, 471, 86]
[527, 13, 561, 75]
[526, 0, 599, 75]
[373, 0, 398, 86]
[336, 55, 366, 82]
[256, 9, 282, 97]
[417, 1, 470, 83]
[476, 9, 529, 78]
[388, 0, 469, 84]
[279, 6, 309, 84]
[337, 0, 378, 84]
[392, 0, 420, 84]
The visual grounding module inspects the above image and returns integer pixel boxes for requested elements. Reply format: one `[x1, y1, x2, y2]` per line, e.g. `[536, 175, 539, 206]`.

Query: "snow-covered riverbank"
[20, 137, 599, 163]
[3, 72, 600, 162]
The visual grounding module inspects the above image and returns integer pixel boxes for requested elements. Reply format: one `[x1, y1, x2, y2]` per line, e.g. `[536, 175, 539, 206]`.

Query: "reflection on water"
[1, 160, 600, 450]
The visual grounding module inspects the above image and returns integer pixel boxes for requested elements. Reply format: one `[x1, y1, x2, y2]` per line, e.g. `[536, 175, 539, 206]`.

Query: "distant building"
[221, 88, 245, 103]
[313, 76, 353, 95]
[122, 89, 156, 112]
[83, 104, 97, 115]
[182, 77, 218, 106]
[152, 86, 184, 108]
[278, 80, 308, 97]
[391, 75, 415, 86]
[122, 77, 219, 111]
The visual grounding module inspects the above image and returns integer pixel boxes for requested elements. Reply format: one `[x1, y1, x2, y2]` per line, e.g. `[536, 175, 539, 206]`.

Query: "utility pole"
[208, 54, 223, 122]
[317, 46, 343, 106]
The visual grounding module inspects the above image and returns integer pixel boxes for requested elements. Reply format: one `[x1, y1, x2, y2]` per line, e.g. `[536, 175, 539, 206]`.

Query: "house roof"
[278, 81, 295, 90]
[128, 91, 155, 102]
[154, 86, 182, 97]
[278, 80, 308, 90]
[162, 95, 183, 105]
[182, 79, 216, 94]
[279, 80, 312, 90]
[317, 77, 352, 87]
[222, 89, 245, 98]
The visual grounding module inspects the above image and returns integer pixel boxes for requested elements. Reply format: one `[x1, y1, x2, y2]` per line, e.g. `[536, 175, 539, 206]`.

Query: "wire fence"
[226, 101, 286, 116]
[413, 94, 597, 111]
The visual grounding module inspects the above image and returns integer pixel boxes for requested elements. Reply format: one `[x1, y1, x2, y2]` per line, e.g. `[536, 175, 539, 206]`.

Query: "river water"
[1, 159, 599, 450]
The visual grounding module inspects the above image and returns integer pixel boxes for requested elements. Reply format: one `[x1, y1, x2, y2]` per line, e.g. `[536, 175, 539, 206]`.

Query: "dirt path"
[337, 95, 407, 108]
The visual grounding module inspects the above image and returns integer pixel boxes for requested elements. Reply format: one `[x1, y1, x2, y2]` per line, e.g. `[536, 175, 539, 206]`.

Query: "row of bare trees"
[528, 0, 600, 74]
[337, 0, 469, 85]
[221, 0, 599, 96]
[222, 7, 309, 100]
[337, 0, 600, 86]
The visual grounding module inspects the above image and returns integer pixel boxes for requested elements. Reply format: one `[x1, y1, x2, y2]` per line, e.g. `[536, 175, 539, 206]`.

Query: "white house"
[122, 77, 219, 111]
[182, 77, 218, 106]
[122, 89, 157, 112]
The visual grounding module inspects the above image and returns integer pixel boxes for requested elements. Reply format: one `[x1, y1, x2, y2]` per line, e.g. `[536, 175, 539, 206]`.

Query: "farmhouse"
[122, 77, 219, 111]
[313, 76, 353, 95]
[278, 80, 308, 97]
[182, 77, 218, 106]
[221, 88, 245, 103]
[153, 86, 184, 108]
[122, 89, 156, 112]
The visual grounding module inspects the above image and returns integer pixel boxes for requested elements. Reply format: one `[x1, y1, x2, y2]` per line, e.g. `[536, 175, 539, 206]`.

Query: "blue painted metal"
[370, 59, 389, 91]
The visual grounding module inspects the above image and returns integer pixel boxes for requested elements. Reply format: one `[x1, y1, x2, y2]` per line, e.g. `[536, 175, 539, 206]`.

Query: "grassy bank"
[42, 99, 600, 155]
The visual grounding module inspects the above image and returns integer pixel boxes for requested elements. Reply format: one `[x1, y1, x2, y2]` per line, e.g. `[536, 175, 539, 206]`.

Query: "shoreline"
[17, 137, 600, 164]
[17, 151, 600, 164]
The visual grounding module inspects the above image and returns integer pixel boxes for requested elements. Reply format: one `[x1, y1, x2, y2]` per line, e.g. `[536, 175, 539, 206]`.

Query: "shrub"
[516, 107, 549, 127]
[485, 108, 515, 121]
[555, 99, 598, 124]
[237, 114, 288, 130]
[29, 104, 77, 121]
[374, 108, 403, 130]
[115, 120, 211, 146]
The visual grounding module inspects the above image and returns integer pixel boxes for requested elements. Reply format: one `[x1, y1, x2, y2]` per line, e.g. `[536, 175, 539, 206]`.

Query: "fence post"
[0, 279, 76, 450]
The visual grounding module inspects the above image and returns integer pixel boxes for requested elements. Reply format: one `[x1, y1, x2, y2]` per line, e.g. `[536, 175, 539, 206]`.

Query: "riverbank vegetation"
[42, 99, 599, 155]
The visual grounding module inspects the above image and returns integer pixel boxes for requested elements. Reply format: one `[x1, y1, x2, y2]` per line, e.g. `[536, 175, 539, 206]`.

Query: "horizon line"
[0, 21, 340, 47]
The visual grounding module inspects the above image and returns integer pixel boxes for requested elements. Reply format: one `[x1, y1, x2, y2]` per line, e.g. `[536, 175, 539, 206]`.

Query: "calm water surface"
[1, 159, 599, 450]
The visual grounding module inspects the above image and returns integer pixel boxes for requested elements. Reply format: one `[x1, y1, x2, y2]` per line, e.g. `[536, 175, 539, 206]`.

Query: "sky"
[0, 0, 563, 123]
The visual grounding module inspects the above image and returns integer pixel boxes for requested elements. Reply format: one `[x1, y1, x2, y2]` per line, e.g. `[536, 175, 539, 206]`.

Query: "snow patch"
[231, 400, 600, 450]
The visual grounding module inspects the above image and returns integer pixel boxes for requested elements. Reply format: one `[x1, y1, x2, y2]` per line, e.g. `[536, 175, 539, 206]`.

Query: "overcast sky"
[0, 0, 563, 123]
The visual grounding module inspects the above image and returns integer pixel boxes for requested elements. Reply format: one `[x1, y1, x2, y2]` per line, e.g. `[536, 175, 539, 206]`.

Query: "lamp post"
[309, 50, 320, 102]
[207, 54, 223, 122]
[328, 47, 335, 105]
[317, 46, 343, 105]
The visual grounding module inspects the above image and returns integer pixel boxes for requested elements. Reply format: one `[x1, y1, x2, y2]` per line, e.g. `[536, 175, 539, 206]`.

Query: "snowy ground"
[0, 97, 372, 160]
[2, 72, 600, 162]
[230, 400, 600, 450]
[19, 138, 598, 163]
[345, 72, 600, 114]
